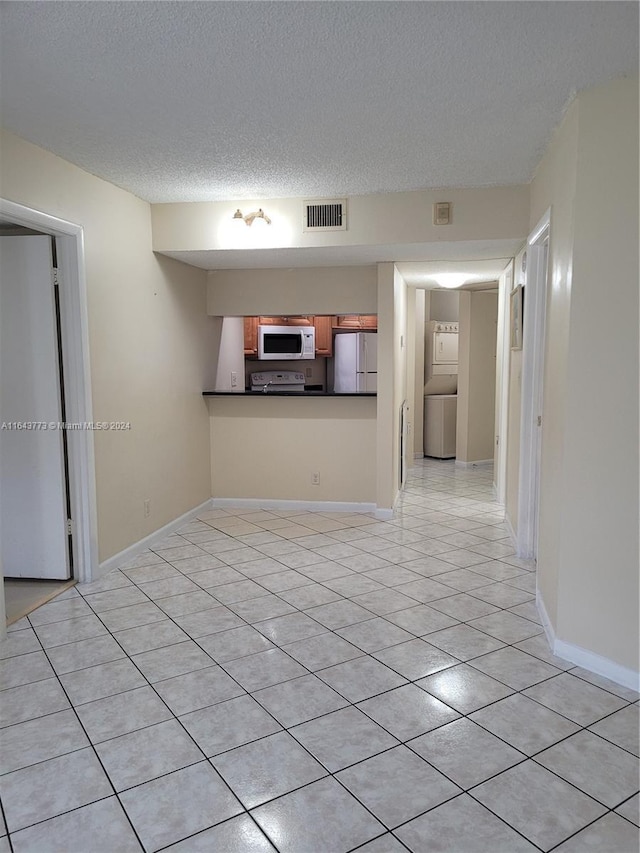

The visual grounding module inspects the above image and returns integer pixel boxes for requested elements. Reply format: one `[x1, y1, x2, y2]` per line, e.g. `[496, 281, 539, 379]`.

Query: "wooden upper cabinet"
[359, 315, 378, 329]
[332, 314, 378, 330]
[258, 316, 313, 326]
[243, 317, 259, 355]
[244, 316, 331, 357]
[285, 316, 313, 326]
[313, 316, 333, 357]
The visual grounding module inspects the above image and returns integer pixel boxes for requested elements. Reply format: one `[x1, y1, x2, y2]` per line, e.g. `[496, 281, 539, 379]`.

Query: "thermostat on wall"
[433, 202, 451, 225]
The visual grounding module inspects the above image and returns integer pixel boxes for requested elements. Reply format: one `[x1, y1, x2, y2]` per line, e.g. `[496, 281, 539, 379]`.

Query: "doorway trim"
[516, 208, 551, 558]
[1, 198, 98, 584]
[494, 259, 514, 504]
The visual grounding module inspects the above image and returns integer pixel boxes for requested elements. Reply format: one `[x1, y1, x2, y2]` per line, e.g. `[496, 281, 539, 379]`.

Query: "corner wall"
[530, 76, 639, 678]
[0, 130, 215, 562]
[375, 264, 407, 510]
[556, 77, 639, 673]
[457, 291, 498, 463]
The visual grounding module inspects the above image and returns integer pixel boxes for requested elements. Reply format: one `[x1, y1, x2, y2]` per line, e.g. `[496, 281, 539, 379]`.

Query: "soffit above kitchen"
[160, 240, 516, 282]
[0, 2, 637, 204]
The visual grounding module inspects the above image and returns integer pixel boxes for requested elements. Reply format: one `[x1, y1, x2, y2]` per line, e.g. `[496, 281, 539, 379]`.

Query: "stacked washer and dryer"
[423, 321, 459, 458]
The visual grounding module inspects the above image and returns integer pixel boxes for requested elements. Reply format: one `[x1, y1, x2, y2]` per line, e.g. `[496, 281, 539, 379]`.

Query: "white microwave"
[258, 325, 315, 360]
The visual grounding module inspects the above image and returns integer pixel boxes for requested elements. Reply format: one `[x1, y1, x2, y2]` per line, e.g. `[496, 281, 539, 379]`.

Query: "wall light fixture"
[232, 208, 271, 226]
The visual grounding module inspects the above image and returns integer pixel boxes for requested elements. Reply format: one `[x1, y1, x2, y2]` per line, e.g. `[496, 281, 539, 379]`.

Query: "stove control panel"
[250, 371, 306, 391]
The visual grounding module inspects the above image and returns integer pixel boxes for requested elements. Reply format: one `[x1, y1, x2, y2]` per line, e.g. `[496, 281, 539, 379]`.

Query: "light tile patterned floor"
[1, 459, 638, 852]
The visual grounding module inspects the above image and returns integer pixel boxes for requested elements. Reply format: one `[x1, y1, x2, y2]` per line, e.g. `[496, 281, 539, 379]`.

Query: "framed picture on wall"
[510, 284, 524, 350]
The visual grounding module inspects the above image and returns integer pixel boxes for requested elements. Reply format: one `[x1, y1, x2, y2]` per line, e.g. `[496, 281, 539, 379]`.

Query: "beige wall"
[208, 397, 376, 503]
[457, 291, 498, 463]
[153, 185, 530, 254]
[429, 290, 460, 322]
[529, 76, 638, 672]
[213, 316, 245, 392]
[207, 266, 377, 317]
[0, 130, 215, 562]
[556, 77, 638, 670]
[376, 264, 396, 510]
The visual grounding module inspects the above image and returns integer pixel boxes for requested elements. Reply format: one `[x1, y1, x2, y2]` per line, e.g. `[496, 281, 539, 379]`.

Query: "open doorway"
[1, 232, 73, 581]
[0, 199, 98, 629]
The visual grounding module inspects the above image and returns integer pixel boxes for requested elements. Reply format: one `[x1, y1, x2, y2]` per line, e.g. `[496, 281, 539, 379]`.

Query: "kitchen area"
[206, 314, 378, 396]
[201, 265, 385, 510]
[203, 261, 498, 512]
[204, 312, 379, 506]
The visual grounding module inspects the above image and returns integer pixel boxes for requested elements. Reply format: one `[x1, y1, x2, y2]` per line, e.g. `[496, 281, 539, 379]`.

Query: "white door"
[0, 235, 71, 579]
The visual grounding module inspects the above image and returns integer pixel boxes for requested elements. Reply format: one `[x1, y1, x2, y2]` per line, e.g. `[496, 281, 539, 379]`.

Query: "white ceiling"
[1, 1, 637, 205]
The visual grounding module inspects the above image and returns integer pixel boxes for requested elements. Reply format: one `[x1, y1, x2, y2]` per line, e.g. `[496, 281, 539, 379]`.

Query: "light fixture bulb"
[432, 273, 474, 289]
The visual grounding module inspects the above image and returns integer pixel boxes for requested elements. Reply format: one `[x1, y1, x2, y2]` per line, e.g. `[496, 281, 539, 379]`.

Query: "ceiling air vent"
[303, 199, 347, 232]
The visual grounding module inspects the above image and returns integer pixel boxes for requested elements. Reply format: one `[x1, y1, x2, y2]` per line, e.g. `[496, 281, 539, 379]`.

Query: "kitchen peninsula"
[204, 390, 376, 396]
[205, 393, 377, 505]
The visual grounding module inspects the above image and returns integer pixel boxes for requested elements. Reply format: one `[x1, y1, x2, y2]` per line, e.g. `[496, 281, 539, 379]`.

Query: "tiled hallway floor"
[1, 459, 638, 852]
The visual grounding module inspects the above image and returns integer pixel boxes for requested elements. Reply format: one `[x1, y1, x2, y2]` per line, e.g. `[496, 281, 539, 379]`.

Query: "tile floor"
[0, 459, 638, 852]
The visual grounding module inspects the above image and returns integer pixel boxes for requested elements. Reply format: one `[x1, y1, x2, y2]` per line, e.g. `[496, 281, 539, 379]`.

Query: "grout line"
[3, 460, 637, 852]
[6, 631, 148, 852]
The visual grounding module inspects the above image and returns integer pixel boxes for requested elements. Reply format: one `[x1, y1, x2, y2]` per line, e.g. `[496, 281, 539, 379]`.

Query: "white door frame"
[516, 208, 551, 558]
[0, 198, 98, 586]
[494, 260, 514, 504]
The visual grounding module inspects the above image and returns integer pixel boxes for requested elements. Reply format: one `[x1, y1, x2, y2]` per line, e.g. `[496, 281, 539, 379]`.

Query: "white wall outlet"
[311, 472, 320, 485]
[230, 371, 238, 387]
[143, 499, 151, 518]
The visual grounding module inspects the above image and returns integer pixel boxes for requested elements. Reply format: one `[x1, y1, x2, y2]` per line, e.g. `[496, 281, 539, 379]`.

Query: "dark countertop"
[203, 390, 376, 397]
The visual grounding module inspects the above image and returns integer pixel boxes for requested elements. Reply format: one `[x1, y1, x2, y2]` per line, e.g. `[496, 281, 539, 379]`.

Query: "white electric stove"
[250, 370, 306, 393]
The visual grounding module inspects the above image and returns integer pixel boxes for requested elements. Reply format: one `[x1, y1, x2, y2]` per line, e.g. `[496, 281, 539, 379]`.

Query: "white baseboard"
[454, 459, 494, 468]
[535, 588, 556, 650]
[375, 507, 394, 520]
[537, 589, 640, 692]
[492, 482, 505, 505]
[212, 496, 381, 517]
[97, 498, 214, 579]
[100, 494, 391, 581]
[504, 512, 517, 547]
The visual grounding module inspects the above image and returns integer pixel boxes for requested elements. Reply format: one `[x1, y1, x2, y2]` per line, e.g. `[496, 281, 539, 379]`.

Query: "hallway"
[0, 459, 638, 852]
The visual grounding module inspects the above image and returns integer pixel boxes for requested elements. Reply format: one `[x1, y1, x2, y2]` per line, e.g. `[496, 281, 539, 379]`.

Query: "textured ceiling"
[1, 1, 637, 204]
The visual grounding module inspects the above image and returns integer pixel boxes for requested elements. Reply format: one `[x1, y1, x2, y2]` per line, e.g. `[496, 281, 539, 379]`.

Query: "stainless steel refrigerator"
[333, 332, 377, 393]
